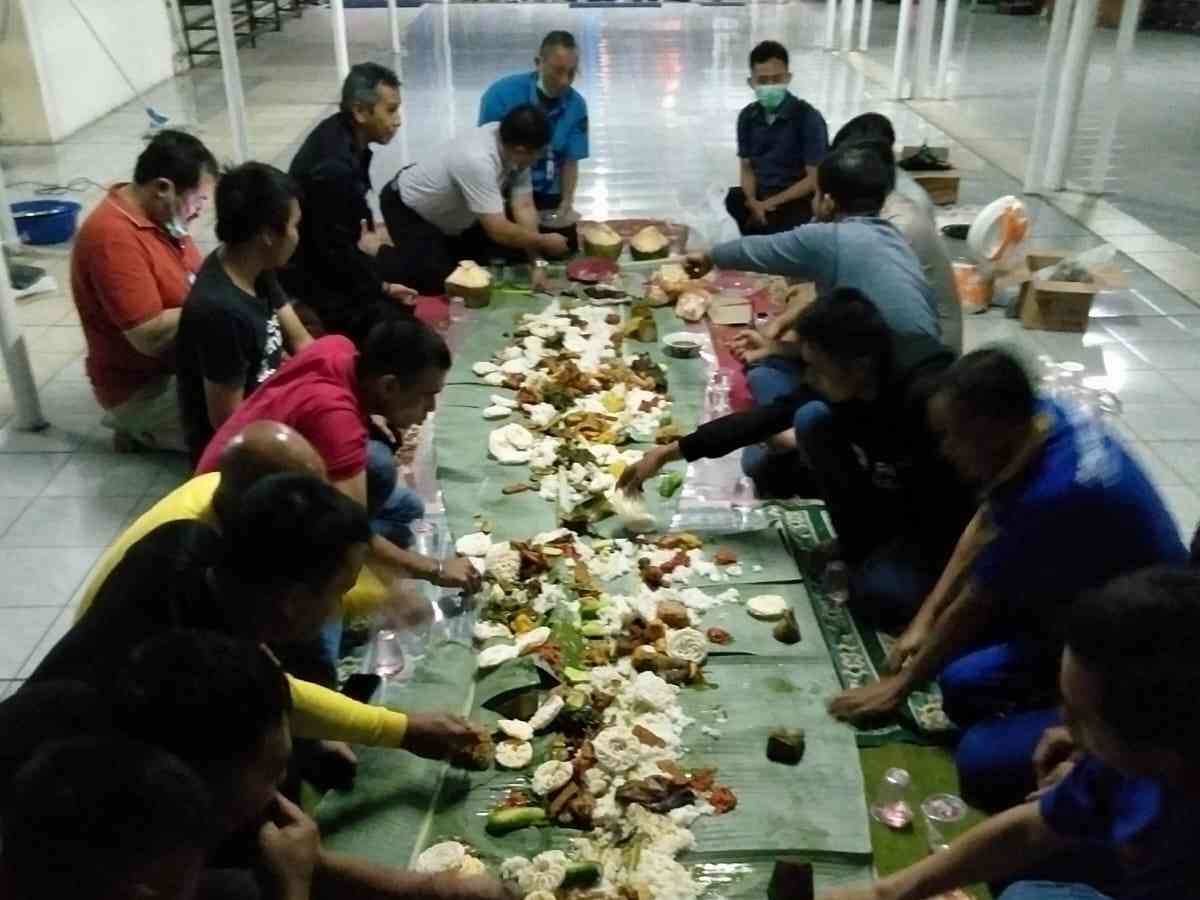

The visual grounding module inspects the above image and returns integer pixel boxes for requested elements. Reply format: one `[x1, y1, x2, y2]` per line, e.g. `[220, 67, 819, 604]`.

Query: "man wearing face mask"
[726, 41, 828, 236]
[379, 105, 569, 295]
[175, 163, 314, 465]
[479, 31, 588, 234]
[71, 130, 219, 453]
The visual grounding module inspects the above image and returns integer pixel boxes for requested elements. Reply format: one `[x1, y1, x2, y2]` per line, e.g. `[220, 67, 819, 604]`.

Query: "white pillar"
[1088, 0, 1142, 192]
[914, 0, 938, 97]
[935, 0, 959, 98]
[0, 228, 46, 431]
[825, 0, 839, 50]
[0, 164, 18, 249]
[1023, 0, 1076, 193]
[859, 0, 873, 51]
[212, 0, 251, 163]
[331, 0, 351, 84]
[891, 0, 915, 98]
[1045, 0, 1099, 189]
[840, 0, 856, 51]
[387, 0, 402, 56]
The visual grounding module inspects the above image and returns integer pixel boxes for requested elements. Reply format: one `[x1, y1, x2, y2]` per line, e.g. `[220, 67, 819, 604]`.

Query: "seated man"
[620, 290, 972, 629]
[0, 736, 219, 900]
[829, 113, 961, 354]
[379, 105, 569, 295]
[71, 421, 460, 757]
[479, 30, 588, 225]
[25, 473, 485, 766]
[114, 631, 508, 900]
[828, 349, 1186, 802]
[821, 566, 1200, 900]
[195, 323, 477, 580]
[176, 162, 313, 463]
[70, 129, 218, 452]
[284, 62, 414, 342]
[725, 40, 828, 236]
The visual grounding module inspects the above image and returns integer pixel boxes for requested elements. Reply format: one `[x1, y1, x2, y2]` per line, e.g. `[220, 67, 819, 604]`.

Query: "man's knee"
[792, 401, 834, 446]
[937, 655, 979, 726]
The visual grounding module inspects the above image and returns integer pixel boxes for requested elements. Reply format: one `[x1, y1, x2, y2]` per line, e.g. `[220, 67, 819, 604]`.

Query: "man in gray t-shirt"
[379, 106, 569, 294]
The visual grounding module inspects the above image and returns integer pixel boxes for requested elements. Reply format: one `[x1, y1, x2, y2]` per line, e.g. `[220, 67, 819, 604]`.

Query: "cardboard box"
[1011, 251, 1127, 333]
[911, 170, 961, 206]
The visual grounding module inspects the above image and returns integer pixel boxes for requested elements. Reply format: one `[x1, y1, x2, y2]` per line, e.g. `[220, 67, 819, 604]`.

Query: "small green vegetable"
[580, 622, 609, 639]
[485, 807, 549, 836]
[658, 470, 684, 498]
[580, 598, 608, 619]
[563, 666, 592, 685]
[562, 862, 602, 888]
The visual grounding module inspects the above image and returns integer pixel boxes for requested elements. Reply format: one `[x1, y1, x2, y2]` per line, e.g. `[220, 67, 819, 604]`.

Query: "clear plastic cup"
[870, 767, 913, 829]
[921, 793, 968, 852]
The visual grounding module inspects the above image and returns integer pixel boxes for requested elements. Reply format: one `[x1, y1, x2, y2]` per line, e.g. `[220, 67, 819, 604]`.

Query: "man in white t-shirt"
[380, 105, 569, 294]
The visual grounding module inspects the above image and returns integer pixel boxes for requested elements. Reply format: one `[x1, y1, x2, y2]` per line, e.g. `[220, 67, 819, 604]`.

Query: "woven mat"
[769, 500, 956, 747]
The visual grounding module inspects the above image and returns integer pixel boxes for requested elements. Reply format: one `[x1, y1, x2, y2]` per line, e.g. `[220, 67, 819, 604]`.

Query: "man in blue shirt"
[828, 349, 1186, 807]
[820, 565, 1200, 900]
[726, 40, 828, 236]
[479, 31, 588, 226]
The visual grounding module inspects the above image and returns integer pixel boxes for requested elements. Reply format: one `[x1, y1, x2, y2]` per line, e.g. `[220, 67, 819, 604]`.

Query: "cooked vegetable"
[485, 806, 549, 836]
[562, 862, 603, 888]
[658, 470, 685, 498]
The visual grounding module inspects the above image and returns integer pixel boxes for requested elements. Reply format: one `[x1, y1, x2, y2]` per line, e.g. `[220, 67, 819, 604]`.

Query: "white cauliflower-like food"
[473, 621, 512, 643]
[490, 394, 519, 409]
[524, 893, 556, 900]
[593, 726, 640, 773]
[483, 371, 507, 386]
[484, 542, 521, 583]
[415, 841, 466, 873]
[489, 423, 535, 464]
[495, 739, 533, 769]
[531, 760, 574, 796]
[472, 361, 499, 376]
[666, 628, 708, 664]
[483, 405, 512, 420]
[632, 671, 677, 711]
[528, 694, 564, 731]
[459, 856, 486, 878]
[455, 531, 492, 557]
[632, 850, 700, 900]
[516, 852, 568, 895]
[477, 643, 518, 669]
[499, 857, 531, 883]
[497, 718, 534, 741]
[516, 626, 551, 654]
[583, 767, 611, 797]
[525, 403, 557, 429]
[747, 593, 788, 619]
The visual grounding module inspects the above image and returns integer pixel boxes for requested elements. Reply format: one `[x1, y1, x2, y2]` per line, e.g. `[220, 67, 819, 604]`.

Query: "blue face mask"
[755, 84, 788, 112]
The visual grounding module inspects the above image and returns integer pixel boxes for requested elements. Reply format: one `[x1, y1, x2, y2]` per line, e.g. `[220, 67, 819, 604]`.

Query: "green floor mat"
[771, 501, 956, 747]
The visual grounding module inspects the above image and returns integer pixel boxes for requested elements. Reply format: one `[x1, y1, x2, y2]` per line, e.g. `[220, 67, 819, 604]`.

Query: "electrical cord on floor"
[8, 178, 108, 196]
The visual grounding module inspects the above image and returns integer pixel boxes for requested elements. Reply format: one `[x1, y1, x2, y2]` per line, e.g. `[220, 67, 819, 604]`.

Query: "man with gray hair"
[283, 62, 413, 343]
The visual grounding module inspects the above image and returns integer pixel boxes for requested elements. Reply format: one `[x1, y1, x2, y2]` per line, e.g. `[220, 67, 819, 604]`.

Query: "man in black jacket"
[619, 289, 974, 630]
[283, 62, 414, 343]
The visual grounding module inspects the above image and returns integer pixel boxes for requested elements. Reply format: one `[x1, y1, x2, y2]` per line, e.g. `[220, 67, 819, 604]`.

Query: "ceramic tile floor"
[2, 1, 1200, 689]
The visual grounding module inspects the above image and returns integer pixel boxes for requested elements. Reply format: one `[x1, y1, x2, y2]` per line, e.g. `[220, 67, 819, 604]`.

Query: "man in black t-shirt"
[176, 163, 313, 464]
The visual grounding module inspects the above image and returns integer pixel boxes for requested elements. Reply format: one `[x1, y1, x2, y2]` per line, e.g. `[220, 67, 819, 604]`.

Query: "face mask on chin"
[755, 84, 788, 112]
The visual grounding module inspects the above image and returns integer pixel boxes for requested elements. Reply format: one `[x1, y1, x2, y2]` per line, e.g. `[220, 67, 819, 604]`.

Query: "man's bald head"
[212, 422, 327, 524]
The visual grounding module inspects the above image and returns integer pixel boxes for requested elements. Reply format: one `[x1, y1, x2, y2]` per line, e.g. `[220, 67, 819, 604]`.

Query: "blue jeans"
[999, 883, 1112, 900]
[746, 356, 806, 406]
[939, 638, 1062, 728]
[319, 440, 426, 665]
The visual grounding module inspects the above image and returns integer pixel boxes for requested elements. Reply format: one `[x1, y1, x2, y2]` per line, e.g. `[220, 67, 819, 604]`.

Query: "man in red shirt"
[71, 130, 219, 452]
[197, 318, 480, 597]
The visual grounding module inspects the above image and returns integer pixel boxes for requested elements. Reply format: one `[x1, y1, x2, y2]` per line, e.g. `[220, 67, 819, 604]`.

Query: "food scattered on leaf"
[766, 729, 806, 765]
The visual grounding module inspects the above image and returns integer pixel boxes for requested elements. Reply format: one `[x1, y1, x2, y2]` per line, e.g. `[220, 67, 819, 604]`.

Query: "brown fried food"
[713, 547, 738, 566]
[656, 600, 690, 629]
[502, 482, 533, 495]
[706, 627, 733, 645]
[632, 725, 667, 748]
[657, 533, 704, 551]
[708, 785, 738, 814]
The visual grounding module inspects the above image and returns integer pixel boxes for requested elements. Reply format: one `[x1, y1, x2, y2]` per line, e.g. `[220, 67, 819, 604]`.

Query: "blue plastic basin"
[11, 199, 83, 245]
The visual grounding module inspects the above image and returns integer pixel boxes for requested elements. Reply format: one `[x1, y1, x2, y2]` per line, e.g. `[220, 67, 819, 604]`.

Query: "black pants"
[725, 187, 814, 236]
[379, 183, 524, 296]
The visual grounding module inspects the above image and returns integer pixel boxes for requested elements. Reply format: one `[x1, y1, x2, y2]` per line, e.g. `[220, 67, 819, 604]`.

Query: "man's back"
[196, 336, 367, 481]
[882, 190, 962, 354]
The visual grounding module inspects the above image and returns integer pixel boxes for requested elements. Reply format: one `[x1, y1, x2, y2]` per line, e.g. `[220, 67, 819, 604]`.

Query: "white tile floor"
[1, 1, 1199, 684]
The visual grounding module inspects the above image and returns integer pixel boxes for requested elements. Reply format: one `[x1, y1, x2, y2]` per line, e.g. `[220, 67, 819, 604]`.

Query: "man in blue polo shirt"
[820, 566, 1200, 900]
[479, 31, 588, 228]
[726, 40, 828, 236]
[827, 348, 1187, 810]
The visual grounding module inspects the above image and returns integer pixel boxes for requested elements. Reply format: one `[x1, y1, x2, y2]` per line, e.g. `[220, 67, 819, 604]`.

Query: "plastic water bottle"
[870, 768, 913, 829]
[823, 561, 850, 606]
[372, 628, 407, 681]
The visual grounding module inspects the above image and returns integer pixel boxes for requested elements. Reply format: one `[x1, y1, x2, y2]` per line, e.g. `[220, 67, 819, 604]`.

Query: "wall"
[0, 0, 53, 143]
[0, 0, 176, 144]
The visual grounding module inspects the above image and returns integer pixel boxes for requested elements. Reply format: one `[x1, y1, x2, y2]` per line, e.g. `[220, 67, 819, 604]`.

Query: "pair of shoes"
[899, 144, 953, 172]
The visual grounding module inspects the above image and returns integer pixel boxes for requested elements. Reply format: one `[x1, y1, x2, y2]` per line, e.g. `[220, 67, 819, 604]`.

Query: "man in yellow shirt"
[74, 420, 477, 760]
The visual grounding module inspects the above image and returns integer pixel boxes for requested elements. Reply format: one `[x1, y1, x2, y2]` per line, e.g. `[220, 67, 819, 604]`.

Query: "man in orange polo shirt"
[71, 130, 219, 452]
